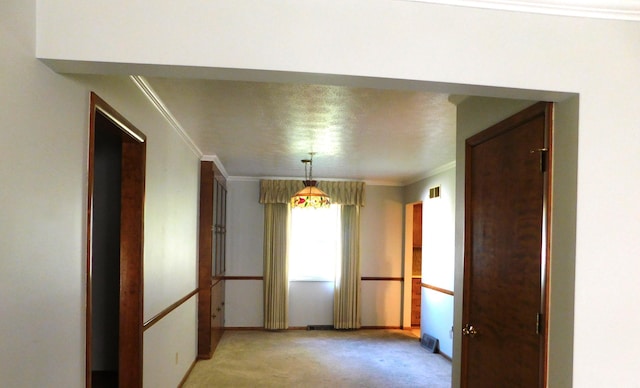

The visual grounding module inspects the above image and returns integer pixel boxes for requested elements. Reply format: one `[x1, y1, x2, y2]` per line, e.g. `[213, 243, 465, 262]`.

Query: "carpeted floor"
[183, 329, 451, 387]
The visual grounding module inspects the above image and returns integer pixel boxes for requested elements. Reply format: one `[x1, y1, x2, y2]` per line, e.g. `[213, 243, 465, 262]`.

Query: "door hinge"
[531, 148, 548, 173]
[536, 313, 543, 335]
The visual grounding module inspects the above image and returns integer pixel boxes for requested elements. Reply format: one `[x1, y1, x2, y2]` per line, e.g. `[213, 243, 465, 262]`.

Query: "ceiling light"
[291, 152, 331, 208]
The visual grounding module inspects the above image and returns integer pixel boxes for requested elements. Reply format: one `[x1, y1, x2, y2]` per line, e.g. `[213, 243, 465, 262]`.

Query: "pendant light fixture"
[291, 152, 331, 208]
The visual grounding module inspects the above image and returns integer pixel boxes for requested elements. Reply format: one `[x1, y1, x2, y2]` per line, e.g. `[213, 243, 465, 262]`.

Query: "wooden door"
[462, 102, 552, 387]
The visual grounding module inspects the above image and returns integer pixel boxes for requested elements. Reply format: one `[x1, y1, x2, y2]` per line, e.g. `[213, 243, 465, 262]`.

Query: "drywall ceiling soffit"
[144, 77, 458, 186]
[408, 0, 640, 21]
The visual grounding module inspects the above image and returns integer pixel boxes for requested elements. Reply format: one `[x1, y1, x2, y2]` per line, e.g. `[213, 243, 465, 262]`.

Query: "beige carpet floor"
[183, 329, 451, 387]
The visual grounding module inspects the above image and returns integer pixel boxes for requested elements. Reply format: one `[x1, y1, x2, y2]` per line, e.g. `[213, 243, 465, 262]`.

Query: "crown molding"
[404, 161, 456, 186]
[406, 0, 640, 21]
[201, 155, 229, 178]
[130, 75, 203, 157]
[227, 176, 402, 186]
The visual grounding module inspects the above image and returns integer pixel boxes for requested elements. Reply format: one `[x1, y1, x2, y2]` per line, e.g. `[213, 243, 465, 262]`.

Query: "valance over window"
[259, 180, 365, 206]
[260, 179, 365, 330]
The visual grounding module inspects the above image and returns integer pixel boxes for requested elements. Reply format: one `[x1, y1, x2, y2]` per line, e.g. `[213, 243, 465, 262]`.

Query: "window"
[288, 205, 341, 281]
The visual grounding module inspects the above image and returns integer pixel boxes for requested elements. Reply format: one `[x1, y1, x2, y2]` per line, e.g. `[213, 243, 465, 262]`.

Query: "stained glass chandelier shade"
[291, 153, 331, 208]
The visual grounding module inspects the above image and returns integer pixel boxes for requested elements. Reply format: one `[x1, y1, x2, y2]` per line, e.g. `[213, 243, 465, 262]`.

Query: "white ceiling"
[142, 0, 639, 186]
[146, 77, 457, 185]
[411, 0, 640, 20]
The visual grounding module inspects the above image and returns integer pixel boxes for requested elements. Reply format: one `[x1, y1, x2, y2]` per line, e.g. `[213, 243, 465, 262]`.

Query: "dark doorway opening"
[91, 115, 122, 385]
[87, 93, 146, 387]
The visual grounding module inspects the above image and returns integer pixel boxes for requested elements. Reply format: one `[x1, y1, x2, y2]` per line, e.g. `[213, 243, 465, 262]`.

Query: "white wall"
[224, 179, 264, 327]
[289, 281, 334, 327]
[361, 186, 404, 278]
[72, 74, 200, 388]
[548, 95, 579, 387]
[405, 166, 456, 358]
[360, 185, 405, 327]
[0, 2, 199, 386]
[226, 180, 264, 277]
[224, 181, 405, 328]
[22, 0, 640, 385]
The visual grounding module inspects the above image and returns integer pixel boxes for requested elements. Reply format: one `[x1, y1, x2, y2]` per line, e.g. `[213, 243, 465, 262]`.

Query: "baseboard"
[177, 358, 197, 388]
[439, 351, 452, 362]
[225, 326, 405, 330]
[224, 326, 410, 331]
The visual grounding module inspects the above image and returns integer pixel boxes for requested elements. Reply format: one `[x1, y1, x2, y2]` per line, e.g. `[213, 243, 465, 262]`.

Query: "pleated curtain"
[260, 179, 365, 330]
[334, 204, 361, 329]
[262, 203, 290, 330]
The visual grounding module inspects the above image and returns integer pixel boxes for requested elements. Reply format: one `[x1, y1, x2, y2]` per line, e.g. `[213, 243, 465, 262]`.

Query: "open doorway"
[403, 201, 423, 333]
[86, 93, 146, 387]
[411, 203, 423, 329]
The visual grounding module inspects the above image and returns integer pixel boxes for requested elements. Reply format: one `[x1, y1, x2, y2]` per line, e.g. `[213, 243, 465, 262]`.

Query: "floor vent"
[307, 325, 334, 330]
[421, 333, 439, 353]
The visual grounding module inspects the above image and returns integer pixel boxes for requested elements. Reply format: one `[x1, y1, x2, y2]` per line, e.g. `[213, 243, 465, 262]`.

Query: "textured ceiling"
[146, 78, 457, 185]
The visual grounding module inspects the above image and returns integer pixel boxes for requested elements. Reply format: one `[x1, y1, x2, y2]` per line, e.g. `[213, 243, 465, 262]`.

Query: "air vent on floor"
[421, 333, 439, 353]
[307, 325, 334, 330]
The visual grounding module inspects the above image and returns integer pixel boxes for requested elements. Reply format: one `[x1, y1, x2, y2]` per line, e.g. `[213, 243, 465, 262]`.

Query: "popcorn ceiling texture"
[147, 78, 456, 185]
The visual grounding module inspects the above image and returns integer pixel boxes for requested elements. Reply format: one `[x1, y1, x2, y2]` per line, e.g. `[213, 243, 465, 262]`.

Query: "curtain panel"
[260, 179, 365, 330]
[263, 203, 290, 330]
[334, 205, 361, 329]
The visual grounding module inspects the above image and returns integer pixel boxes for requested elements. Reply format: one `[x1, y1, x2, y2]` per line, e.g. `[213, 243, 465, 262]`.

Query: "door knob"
[462, 324, 478, 337]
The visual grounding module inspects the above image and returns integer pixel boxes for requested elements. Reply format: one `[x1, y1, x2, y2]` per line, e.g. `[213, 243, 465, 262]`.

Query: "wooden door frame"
[402, 201, 420, 329]
[197, 161, 214, 359]
[461, 101, 553, 387]
[87, 92, 146, 387]
[197, 161, 227, 359]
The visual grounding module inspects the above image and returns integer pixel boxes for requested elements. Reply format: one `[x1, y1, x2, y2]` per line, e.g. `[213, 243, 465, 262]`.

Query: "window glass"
[289, 205, 341, 281]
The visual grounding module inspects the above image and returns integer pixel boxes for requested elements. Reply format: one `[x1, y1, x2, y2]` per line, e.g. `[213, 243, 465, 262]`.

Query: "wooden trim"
[197, 161, 214, 358]
[462, 102, 552, 387]
[222, 276, 404, 281]
[86, 93, 97, 388]
[540, 102, 554, 386]
[224, 276, 264, 281]
[421, 283, 454, 296]
[210, 277, 224, 288]
[87, 92, 146, 388]
[361, 277, 403, 281]
[177, 358, 198, 388]
[119, 139, 146, 388]
[143, 289, 198, 331]
[225, 326, 408, 331]
[466, 101, 548, 147]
